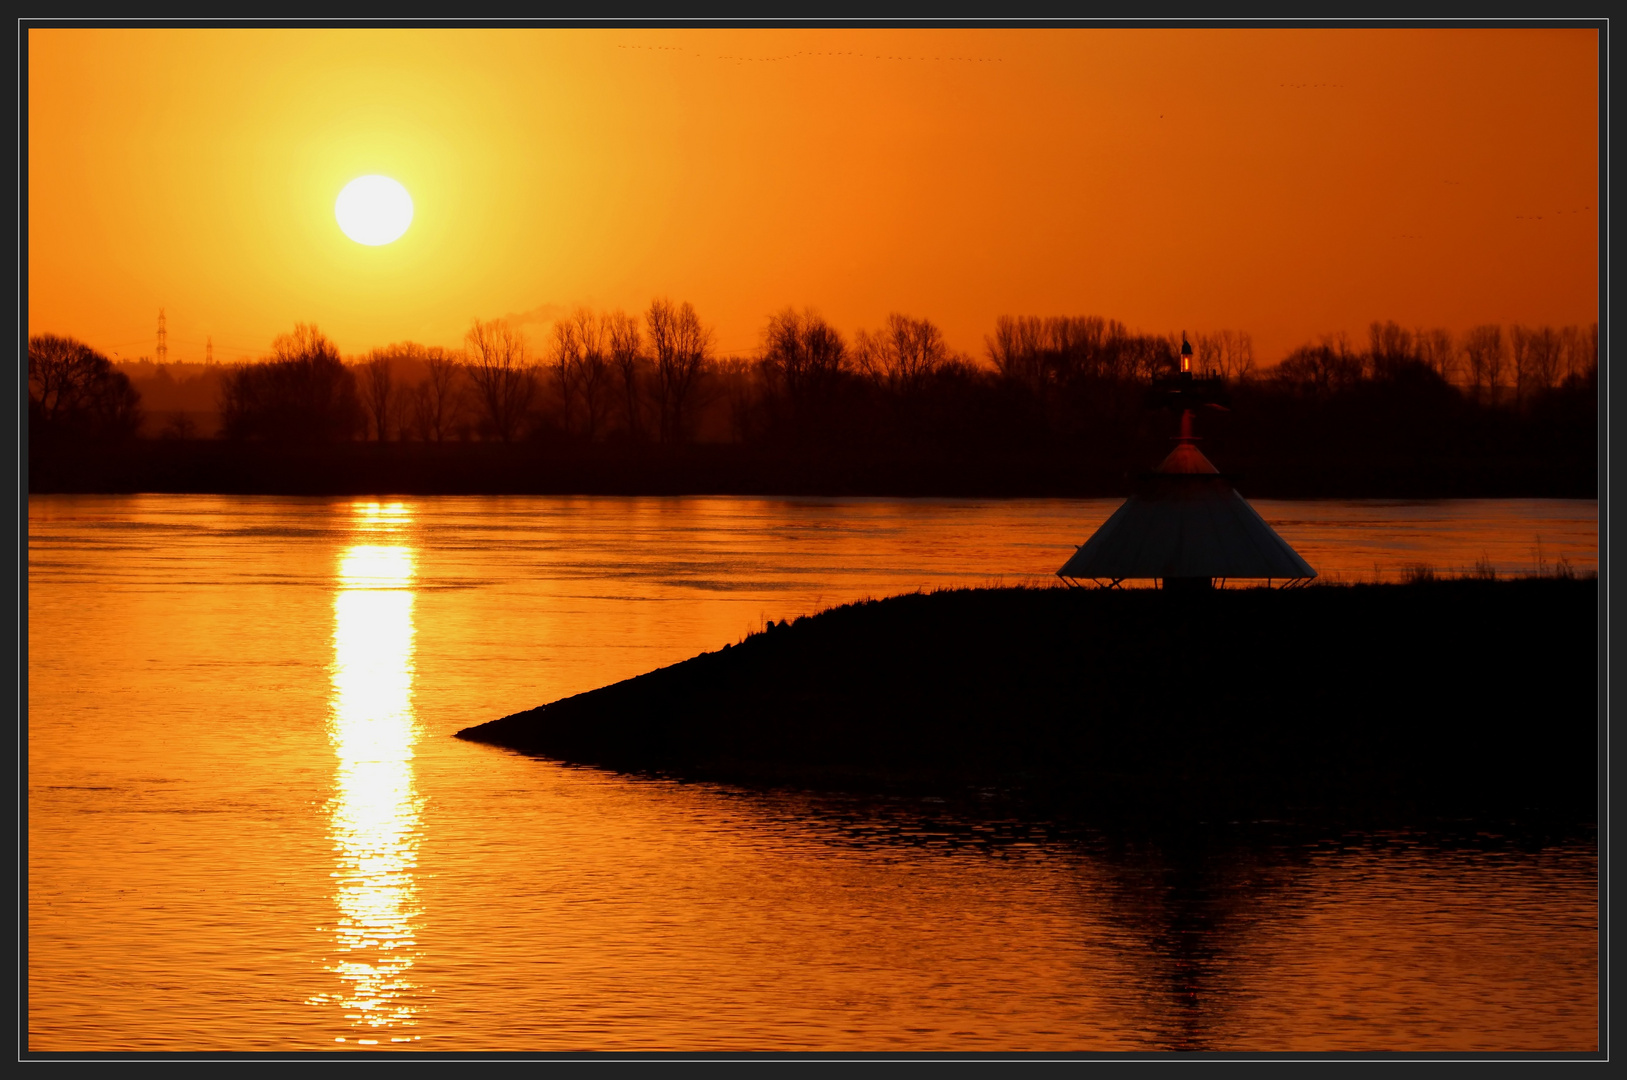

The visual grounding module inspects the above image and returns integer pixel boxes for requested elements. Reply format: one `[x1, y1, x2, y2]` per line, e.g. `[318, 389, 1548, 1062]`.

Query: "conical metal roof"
[1057, 440, 1316, 582]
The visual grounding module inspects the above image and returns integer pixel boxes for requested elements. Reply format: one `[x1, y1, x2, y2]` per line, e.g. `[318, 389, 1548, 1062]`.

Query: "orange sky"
[28, 27, 1599, 367]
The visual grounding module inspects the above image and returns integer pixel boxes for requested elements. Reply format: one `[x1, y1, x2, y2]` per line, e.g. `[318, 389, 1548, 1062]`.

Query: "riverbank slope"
[457, 580, 1599, 821]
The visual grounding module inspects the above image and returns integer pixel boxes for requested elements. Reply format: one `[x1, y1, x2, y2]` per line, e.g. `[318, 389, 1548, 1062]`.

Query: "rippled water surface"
[28, 495, 1598, 1051]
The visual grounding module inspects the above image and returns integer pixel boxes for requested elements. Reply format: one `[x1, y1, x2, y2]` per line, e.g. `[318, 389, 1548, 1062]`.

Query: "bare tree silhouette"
[550, 313, 585, 437]
[409, 347, 466, 442]
[464, 318, 536, 442]
[1529, 325, 1563, 393]
[1560, 322, 1598, 386]
[29, 334, 97, 424]
[576, 312, 615, 442]
[987, 315, 1167, 389]
[28, 333, 144, 440]
[1274, 334, 1363, 396]
[1463, 324, 1504, 404]
[1509, 324, 1541, 406]
[855, 313, 952, 392]
[219, 324, 360, 442]
[551, 308, 616, 441]
[985, 315, 1049, 391]
[607, 309, 645, 442]
[359, 349, 397, 441]
[1416, 328, 1456, 383]
[1367, 320, 1416, 379]
[761, 307, 847, 439]
[763, 308, 847, 393]
[1194, 329, 1257, 381]
[646, 298, 712, 444]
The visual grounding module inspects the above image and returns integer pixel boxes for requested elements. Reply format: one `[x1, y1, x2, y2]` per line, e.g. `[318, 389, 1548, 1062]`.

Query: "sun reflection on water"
[307, 503, 425, 1042]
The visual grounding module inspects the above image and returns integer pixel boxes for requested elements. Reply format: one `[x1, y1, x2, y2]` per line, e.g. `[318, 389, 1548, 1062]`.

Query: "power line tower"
[206, 336, 213, 365]
[156, 308, 168, 366]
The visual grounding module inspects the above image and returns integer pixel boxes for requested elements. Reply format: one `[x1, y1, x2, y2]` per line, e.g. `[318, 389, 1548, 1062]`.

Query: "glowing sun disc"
[335, 176, 414, 246]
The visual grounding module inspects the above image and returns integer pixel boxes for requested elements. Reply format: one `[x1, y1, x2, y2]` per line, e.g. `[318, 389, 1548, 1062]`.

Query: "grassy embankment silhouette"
[457, 578, 1598, 822]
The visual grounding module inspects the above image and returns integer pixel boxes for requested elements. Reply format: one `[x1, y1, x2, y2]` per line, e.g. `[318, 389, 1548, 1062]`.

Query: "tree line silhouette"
[26, 334, 144, 442]
[30, 303, 1597, 494]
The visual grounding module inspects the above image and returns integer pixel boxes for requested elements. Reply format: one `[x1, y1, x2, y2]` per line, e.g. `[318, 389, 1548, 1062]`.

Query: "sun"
[335, 176, 414, 246]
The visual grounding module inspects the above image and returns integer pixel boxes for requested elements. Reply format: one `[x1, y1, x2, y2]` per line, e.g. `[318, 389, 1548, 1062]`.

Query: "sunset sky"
[28, 27, 1599, 367]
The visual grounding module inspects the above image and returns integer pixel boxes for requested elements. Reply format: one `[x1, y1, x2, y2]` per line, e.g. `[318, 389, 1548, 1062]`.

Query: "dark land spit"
[29, 438, 1597, 499]
[458, 579, 1599, 825]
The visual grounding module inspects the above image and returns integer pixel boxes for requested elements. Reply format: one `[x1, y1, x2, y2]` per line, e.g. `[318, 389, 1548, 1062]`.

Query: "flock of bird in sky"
[617, 44, 1004, 64]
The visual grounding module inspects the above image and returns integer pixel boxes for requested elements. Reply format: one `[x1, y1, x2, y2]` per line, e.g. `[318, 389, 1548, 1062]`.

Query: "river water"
[27, 495, 1599, 1052]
